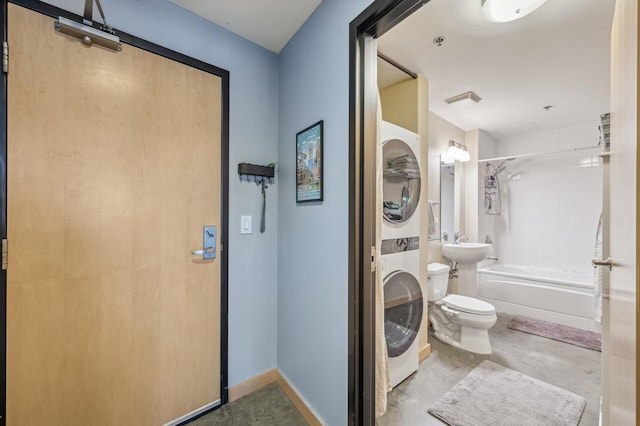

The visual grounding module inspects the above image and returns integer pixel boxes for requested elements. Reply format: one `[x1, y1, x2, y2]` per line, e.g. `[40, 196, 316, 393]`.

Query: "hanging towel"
[593, 213, 603, 323]
[375, 92, 391, 418]
[428, 200, 437, 237]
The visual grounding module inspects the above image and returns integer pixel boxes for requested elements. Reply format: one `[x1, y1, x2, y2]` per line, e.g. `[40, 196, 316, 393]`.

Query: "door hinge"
[370, 246, 376, 272]
[3, 41, 8, 74]
[2, 239, 7, 270]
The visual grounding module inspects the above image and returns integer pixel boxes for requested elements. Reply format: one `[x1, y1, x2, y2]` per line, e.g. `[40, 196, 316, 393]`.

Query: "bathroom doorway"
[352, 0, 637, 426]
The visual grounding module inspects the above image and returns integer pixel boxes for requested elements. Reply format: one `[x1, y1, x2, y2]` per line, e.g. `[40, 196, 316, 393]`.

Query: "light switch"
[241, 215, 252, 234]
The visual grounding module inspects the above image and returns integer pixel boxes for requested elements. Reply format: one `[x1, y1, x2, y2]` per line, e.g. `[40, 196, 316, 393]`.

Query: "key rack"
[238, 163, 275, 234]
[238, 162, 275, 185]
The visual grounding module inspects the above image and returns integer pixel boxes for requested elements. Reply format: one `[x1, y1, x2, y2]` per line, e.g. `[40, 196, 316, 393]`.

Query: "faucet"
[454, 231, 468, 243]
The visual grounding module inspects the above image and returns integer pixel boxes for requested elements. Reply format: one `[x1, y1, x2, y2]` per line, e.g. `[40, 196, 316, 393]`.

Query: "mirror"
[440, 160, 455, 242]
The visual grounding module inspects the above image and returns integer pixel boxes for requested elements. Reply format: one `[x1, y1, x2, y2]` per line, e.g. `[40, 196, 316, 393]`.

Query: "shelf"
[383, 172, 421, 179]
[238, 162, 275, 184]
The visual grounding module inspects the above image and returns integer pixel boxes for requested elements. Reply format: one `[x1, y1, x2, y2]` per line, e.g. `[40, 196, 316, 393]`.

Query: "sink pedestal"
[457, 263, 479, 297]
[441, 242, 491, 298]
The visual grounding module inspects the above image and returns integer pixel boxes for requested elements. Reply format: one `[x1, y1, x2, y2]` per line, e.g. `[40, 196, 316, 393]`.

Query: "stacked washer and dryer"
[379, 121, 424, 388]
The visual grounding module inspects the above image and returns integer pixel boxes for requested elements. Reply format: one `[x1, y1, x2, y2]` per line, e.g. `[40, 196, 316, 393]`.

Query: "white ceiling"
[377, 0, 616, 139]
[168, 0, 323, 53]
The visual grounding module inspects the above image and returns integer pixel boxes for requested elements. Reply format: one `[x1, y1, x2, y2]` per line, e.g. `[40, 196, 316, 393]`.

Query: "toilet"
[427, 263, 497, 354]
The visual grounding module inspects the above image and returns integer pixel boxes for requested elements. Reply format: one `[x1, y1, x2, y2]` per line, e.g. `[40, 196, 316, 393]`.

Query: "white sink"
[442, 242, 491, 263]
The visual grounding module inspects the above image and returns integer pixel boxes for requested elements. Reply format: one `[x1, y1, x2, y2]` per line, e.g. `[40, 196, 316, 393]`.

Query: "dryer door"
[384, 271, 423, 357]
[382, 139, 421, 224]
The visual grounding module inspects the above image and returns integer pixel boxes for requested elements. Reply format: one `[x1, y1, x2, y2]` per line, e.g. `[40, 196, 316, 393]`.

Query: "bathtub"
[477, 265, 600, 332]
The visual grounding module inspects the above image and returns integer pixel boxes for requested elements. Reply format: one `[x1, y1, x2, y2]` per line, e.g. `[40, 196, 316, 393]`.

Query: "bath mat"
[427, 360, 586, 426]
[508, 315, 601, 352]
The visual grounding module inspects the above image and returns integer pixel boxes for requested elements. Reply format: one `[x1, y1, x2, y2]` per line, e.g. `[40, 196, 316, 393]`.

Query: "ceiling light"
[481, 0, 549, 23]
[444, 91, 482, 105]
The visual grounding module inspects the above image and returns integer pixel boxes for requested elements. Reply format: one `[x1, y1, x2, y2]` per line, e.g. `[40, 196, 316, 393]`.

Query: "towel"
[428, 200, 437, 237]
[386, 155, 420, 179]
[593, 213, 603, 323]
[375, 92, 391, 417]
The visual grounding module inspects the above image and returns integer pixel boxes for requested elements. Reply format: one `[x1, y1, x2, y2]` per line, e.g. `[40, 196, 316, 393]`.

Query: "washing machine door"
[384, 270, 423, 357]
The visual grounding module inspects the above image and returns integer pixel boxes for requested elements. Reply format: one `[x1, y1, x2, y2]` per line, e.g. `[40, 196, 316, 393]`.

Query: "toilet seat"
[442, 294, 495, 315]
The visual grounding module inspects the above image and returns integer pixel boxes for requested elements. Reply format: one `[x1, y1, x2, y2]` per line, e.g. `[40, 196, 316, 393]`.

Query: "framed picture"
[296, 120, 324, 203]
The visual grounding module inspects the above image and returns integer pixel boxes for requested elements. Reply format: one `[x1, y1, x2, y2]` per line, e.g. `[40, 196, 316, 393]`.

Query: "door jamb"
[0, 1, 231, 424]
[348, 1, 429, 424]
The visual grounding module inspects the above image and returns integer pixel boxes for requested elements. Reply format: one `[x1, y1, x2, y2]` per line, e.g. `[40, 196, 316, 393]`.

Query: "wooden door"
[603, 0, 637, 423]
[6, 4, 222, 425]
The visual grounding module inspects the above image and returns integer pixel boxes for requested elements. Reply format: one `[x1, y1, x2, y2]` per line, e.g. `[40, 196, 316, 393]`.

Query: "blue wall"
[40, 0, 280, 387]
[277, 0, 372, 424]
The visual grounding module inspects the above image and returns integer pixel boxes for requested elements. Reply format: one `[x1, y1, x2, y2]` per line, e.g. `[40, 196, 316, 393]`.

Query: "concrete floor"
[186, 382, 308, 426]
[187, 314, 599, 426]
[378, 313, 601, 426]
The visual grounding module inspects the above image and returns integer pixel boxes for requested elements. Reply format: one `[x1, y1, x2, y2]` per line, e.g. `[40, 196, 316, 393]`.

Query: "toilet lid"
[442, 294, 495, 315]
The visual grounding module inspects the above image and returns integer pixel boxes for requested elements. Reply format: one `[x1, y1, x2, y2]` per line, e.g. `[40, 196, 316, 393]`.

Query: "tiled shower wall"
[479, 122, 603, 273]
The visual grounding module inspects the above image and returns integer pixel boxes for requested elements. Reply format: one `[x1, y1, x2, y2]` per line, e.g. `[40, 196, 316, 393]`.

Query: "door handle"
[592, 257, 614, 271]
[192, 226, 216, 259]
[192, 248, 214, 256]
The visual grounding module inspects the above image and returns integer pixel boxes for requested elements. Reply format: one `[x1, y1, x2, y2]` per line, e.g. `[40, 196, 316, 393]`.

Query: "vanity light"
[443, 140, 470, 164]
[481, 0, 549, 23]
[443, 146, 458, 164]
[458, 149, 471, 162]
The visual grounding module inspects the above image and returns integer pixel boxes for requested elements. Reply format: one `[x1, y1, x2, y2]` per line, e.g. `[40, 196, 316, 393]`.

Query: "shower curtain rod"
[377, 53, 417, 79]
[478, 145, 603, 163]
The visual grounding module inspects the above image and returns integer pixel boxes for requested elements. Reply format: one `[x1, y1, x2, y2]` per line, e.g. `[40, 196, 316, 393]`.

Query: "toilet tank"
[427, 263, 450, 301]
